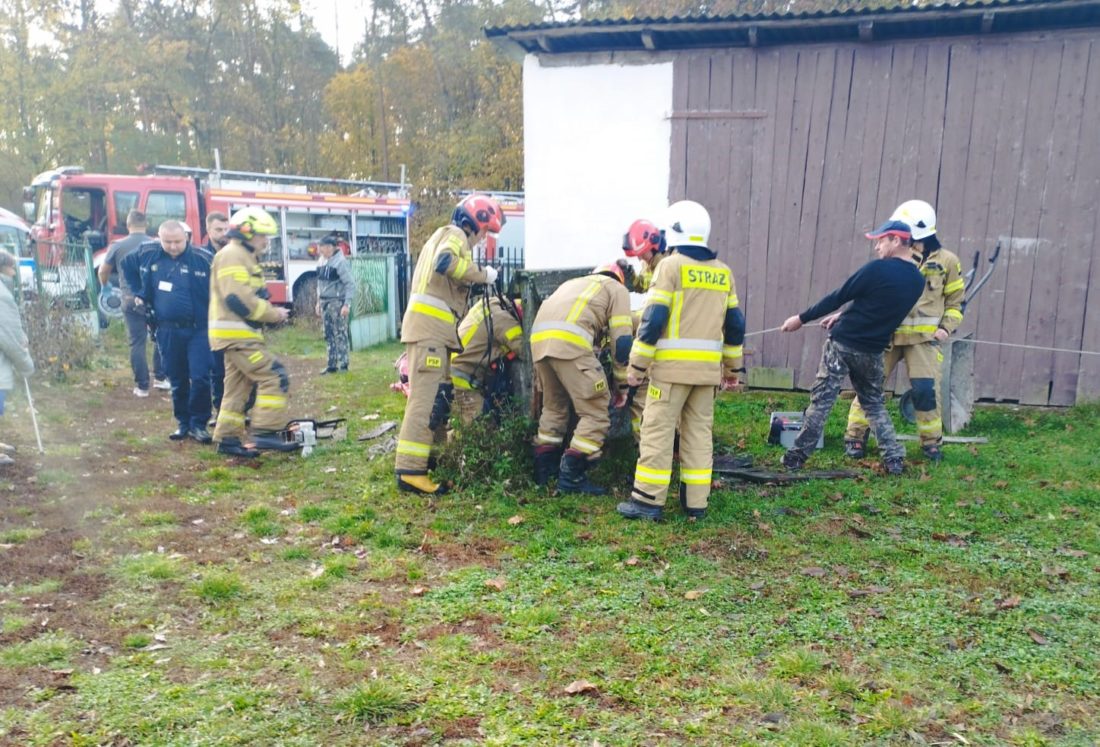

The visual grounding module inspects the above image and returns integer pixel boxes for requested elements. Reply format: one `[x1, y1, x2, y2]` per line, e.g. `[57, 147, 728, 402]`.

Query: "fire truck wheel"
[292, 274, 319, 319]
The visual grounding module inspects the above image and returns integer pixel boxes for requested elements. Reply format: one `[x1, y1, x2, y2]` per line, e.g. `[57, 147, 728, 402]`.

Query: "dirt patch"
[416, 533, 509, 570]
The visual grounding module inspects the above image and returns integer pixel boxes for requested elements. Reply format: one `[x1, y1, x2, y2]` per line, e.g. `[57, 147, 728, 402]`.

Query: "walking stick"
[23, 377, 44, 454]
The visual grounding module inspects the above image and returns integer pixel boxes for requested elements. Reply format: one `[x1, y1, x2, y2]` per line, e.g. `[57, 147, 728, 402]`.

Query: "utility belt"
[157, 320, 201, 330]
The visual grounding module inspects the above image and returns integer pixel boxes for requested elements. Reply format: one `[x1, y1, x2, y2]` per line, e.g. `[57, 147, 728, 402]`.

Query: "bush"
[435, 405, 535, 489]
[21, 294, 99, 380]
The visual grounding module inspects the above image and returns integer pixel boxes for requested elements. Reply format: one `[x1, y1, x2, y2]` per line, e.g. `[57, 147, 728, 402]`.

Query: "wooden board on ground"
[721, 467, 858, 484]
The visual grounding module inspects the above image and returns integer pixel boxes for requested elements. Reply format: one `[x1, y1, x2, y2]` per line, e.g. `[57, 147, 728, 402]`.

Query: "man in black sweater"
[779, 219, 924, 474]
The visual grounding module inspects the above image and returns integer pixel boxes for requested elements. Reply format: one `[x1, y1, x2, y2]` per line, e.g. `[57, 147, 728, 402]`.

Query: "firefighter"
[530, 260, 633, 494]
[208, 207, 293, 458]
[395, 194, 503, 495]
[843, 200, 964, 463]
[616, 201, 745, 522]
[450, 295, 525, 425]
[622, 218, 668, 293]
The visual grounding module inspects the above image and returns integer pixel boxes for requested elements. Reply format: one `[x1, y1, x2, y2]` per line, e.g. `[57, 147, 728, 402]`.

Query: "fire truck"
[23, 164, 411, 309]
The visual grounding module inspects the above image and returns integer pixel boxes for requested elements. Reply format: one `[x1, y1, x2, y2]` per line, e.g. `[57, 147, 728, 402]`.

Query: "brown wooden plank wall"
[668, 32, 1100, 405]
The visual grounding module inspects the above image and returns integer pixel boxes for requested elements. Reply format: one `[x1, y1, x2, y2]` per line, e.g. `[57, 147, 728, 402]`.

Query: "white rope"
[743, 325, 1100, 357]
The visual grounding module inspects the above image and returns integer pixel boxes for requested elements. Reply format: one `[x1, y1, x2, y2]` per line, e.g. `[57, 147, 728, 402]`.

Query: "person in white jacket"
[0, 250, 34, 465]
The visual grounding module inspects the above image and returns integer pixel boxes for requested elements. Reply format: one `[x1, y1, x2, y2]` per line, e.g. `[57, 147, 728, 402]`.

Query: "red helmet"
[622, 219, 665, 257]
[593, 262, 626, 285]
[453, 194, 505, 234]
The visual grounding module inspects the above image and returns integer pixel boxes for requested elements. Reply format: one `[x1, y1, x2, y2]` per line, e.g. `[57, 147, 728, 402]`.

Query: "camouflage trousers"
[321, 299, 350, 370]
[792, 339, 905, 461]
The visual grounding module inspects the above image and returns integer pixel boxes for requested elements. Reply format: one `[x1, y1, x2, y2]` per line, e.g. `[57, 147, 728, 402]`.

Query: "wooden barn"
[487, 0, 1100, 406]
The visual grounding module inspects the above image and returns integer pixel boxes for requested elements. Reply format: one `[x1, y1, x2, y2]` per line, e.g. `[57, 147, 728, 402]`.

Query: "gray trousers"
[123, 303, 164, 389]
[792, 339, 904, 461]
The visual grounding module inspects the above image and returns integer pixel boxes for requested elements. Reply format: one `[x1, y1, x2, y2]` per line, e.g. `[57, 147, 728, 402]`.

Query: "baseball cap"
[865, 220, 911, 240]
[318, 235, 338, 246]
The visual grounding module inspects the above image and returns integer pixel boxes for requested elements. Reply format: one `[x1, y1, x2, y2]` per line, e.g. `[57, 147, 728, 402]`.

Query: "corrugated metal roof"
[485, 0, 1100, 54]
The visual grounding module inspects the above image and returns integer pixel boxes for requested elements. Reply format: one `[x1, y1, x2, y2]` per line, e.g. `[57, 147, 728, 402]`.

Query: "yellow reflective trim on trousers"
[530, 329, 593, 350]
[610, 315, 632, 329]
[536, 431, 563, 445]
[727, 293, 740, 308]
[218, 410, 245, 425]
[635, 464, 672, 485]
[504, 325, 522, 342]
[944, 279, 965, 294]
[451, 374, 474, 390]
[397, 439, 432, 457]
[917, 418, 942, 433]
[570, 435, 601, 454]
[943, 308, 963, 321]
[255, 395, 286, 408]
[848, 413, 869, 427]
[632, 341, 656, 358]
[248, 351, 264, 363]
[681, 468, 712, 485]
[648, 288, 673, 306]
[723, 345, 743, 358]
[654, 349, 722, 363]
[566, 280, 602, 324]
[896, 324, 938, 335]
[410, 301, 456, 324]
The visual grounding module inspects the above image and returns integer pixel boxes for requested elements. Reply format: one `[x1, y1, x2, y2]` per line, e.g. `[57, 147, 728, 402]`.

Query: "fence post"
[83, 241, 98, 312]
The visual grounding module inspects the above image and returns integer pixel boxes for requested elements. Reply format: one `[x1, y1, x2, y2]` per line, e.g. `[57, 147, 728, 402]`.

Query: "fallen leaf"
[1027, 629, 1049, 646]
[756, 521, 773, 535]
[1058, 548, 1088, 558]
[507, 515, 525, 526]
[801, 566, 827, 578]
[749, 581, 766, 591]
[995, 596, 1021, 611]
[563, 679, 599, 696]
[625, 556, 640, 567]
[409, 586, 428, 597]
[483, 577, 506, 591]
[993, 660, 1012, 674]
[993, 480, 1009, 489]
[950, 732, 971, 745]
[1042, 565, 1070, 580]
[684, 589, 707, 600]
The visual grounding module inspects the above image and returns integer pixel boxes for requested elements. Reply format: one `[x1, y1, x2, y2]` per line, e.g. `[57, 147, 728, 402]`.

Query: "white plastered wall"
[523, 55, 673, 270]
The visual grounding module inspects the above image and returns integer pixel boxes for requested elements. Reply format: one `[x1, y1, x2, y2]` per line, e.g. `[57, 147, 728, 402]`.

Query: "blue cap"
[865, 220, 911, 240]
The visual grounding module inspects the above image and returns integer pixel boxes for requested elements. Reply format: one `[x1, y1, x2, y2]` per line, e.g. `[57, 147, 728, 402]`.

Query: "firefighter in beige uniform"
[844, 200, 964, 463]
[617, 201, 746, 522]
[622, 218, 669, 439]
[530, 262, 633, 494]
[450, 296, 525, 424]
[208, 208, 292, 458]
[395, 194, 503, 495]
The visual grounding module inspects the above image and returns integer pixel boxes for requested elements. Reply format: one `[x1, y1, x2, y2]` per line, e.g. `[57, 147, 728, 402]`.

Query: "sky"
[300, 0, 371, 65]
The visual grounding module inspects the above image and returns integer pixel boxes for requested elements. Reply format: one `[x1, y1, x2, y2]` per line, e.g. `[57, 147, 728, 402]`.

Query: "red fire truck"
[23, 165, 411, 309]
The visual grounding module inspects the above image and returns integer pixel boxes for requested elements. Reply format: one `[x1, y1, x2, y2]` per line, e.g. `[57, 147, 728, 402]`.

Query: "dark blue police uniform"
[123, 242, 213, 439]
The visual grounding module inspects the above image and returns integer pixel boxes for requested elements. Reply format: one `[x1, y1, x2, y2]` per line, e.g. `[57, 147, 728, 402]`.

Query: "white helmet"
[890, 200, 937, 241]
[663, 200, 711, 248]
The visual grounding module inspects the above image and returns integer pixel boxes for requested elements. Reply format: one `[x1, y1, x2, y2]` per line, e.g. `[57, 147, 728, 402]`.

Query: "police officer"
[208, 207, 292, 458]
[450, 295, 525, 425]
[617, 201, 745, 522]
[530, 260, 633, 494]
[843, 200, 964, 463]
[395, 194, 502, 495]
[315, 235, 354, 374]
[121, 220, 213, 443]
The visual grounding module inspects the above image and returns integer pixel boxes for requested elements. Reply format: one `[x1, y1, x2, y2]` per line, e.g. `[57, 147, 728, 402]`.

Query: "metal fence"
[26, 238, 98, 310]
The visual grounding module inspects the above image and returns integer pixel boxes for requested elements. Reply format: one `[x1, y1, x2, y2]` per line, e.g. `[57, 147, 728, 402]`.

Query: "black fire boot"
[617, 498, 663, 522]
[557, 449, 606, 495]
[216, 437, 260, 459]
[679, 484, 707, 520]
[251, 431, 300, 452]
[921, 443, 943, 463]
[844, 432, 869, 459]
[781, 449, 806, 472]
[883, 456, 905, 475]
[533, 445, 562, 486]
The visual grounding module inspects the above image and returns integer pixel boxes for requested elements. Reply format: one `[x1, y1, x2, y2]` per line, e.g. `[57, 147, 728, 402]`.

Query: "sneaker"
[168, 427, 188, 441]
[133, 387, 150, 398]
[883, 457, 905, 475]
[189, 427, 213, 444]
[153, 378, 172, 390]
[922, 444, 943, 463]
[319, 367, 337, 375]
[781, 450, 806, 472]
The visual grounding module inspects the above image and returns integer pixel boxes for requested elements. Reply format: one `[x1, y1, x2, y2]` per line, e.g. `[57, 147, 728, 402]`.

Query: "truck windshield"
[33, 186, 51, 225]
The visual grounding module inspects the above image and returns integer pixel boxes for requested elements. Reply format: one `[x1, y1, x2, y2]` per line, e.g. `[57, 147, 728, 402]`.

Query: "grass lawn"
[1, 324, 1097, 746]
